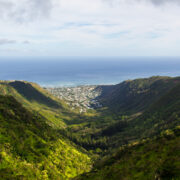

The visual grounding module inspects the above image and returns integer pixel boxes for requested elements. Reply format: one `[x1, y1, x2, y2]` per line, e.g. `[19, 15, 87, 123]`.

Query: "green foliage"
[98, 76, 180, 114]
[9, 81, 61, 108]
[0, 77, 180, 179]
[130, 83, 180, 139]
[77, 128, 180, 180]
[76, 81, 180, 151]
[0, 81, 77, 129]
[0, 95, 92, 179]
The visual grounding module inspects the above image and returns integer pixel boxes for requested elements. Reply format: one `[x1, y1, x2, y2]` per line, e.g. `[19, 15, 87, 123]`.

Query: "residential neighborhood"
[45, 85, 102, 112]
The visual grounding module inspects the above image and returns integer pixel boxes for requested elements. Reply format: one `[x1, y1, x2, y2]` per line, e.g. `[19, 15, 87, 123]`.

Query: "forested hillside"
[95, 82, 180, 149]
[76, 127, 180, 180]
[0, 95, 91, 179]
[60, 80, 180, 152]
[97, 76, 180, 114]
[0, 81, 80, 129]
[0, 77, 180, 180]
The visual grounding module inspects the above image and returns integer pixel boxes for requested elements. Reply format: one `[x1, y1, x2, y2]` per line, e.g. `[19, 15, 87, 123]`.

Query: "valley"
[0, 76, 180, 180]
[1, 0, 180, 179]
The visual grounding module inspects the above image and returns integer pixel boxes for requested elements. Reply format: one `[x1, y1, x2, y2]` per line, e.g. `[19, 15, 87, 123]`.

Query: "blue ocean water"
[0, 57, 180, 87]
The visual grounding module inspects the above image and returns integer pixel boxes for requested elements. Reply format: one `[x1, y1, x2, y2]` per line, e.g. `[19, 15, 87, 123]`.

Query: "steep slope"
[0, 81, 78, 129]
[0, 95, 92, 179]
[96, 82, 180, 148]
[132, 82, 180, 138]
[97, 76, 180, 114]
[0, 81, 62, 107]
[9, 81, 61, 108]
[76, 127, 180, 180]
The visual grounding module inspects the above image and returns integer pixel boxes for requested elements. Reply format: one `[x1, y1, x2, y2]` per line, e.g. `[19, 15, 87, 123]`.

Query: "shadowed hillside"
[9, 81, 61, 108]
[95, 82, 180, 149]
[97, 76, 180, 114]
[0, 81, 79, 129]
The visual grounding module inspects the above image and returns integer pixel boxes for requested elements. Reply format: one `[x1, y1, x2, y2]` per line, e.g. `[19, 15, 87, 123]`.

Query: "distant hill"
[97, 76, 180, 114]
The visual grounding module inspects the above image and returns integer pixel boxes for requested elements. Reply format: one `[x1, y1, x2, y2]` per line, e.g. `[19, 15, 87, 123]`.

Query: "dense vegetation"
[9, 81, 61, 109]
[97, 76, 180, 114]
[0, 81, 79, 129]
[0, 76, 180, 179]
[0, 95, 91, 179]
[77, 127, 180, 180]
[58, 77, 180, 152]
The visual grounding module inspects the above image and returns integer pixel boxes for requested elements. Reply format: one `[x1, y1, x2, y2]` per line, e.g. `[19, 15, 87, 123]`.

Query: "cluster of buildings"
[45, 85, 102, 113]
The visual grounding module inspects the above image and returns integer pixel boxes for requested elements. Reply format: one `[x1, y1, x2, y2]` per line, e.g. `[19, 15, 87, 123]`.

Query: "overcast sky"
[0, 0, 180, 57]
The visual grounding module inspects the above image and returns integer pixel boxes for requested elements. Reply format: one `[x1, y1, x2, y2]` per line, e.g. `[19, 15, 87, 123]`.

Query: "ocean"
[0, 57, 180, 87]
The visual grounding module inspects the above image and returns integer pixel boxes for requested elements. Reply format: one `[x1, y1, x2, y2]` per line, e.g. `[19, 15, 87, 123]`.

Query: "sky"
[0, 0, 180, 57]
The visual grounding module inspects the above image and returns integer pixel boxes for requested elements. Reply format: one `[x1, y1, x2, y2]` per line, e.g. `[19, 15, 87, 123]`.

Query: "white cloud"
[0, 0, 180, 56]
[0, 38, 16, 45]
[0, 0, 54, 22]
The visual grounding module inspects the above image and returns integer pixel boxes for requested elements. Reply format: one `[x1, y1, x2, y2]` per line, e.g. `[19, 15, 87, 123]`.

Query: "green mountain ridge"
[97, 76, 180, 114]
[0, 76, 180, 179]
[59, 76, 180, 152]
[9, 81, 62, 109]
[0, 81, 81, 129]
[97, 82, 180, 150]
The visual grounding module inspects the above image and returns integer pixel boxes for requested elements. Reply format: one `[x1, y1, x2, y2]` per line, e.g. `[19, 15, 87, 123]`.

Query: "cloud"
[0, 1, 13, 18]
[0, 0, 54, 23]
[0, 39, 30, 45]
[0, 39, 16, 45]
[23, 40, 30, 44]
[0, 0, 180, 56]
[147, 0, 180, 6]
[103, 0, 180, 6]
